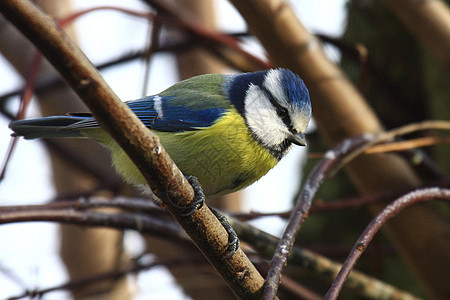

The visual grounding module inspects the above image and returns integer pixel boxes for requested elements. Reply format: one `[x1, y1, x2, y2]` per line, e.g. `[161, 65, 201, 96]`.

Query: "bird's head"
[226, 68, 312, 159]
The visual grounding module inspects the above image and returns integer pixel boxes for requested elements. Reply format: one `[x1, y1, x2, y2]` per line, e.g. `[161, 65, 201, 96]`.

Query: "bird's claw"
[169, 175, 239, 259]
[169, 175, 205, 217]
[210, 207, 240, 259]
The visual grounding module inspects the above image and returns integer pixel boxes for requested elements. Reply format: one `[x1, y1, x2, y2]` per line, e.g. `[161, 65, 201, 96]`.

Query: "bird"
[10, 68, 312, 199]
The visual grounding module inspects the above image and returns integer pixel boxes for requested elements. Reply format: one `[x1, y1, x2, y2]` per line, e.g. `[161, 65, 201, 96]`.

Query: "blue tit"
[9, 68, 312, 198]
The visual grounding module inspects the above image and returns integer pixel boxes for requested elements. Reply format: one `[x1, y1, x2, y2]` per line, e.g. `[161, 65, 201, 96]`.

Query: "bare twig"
[141, 12, 161, 97]
[262, 136, 372, 299]
[0, 39, 249, 109]
[324, 187, 450, 299]
[330, 120, 450, 177]
[232, 178, 449, 221]
[0, 52, 41, 181]
[0, 1, 264, 298]
[1, 31, 362, 108]
[309, 135, 450, 159]
[140, 0, 271, 69]
[263, 121, 450, 298]
[0, 263, 28, 292]
[229, 215, 420, 300]
[364, 136, 450, 154]
[0, 195, 421, 300]
[253, 260, 322, 300]
[0, 196, 162, 214]
[7, 256, 206, 300]
[308, 121, 450, 181]
[0, 208, 187, 241]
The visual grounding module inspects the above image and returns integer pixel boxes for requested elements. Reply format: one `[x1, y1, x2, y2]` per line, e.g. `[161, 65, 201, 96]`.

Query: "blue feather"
[280, 69, 311, 113]
[127, 95, 227, 132]
[227, 70, 266, 116]
[63, 95, 227, 132]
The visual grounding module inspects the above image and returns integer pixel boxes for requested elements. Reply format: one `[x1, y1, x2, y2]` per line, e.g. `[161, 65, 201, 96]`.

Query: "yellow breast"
[95, 109, 279, 197]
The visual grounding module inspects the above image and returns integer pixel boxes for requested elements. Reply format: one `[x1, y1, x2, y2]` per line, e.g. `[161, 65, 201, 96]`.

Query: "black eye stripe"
[260, 86, 295, 132]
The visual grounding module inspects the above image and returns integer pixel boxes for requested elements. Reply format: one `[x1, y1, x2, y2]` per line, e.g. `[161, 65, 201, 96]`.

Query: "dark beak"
[289, 132, 307, 146]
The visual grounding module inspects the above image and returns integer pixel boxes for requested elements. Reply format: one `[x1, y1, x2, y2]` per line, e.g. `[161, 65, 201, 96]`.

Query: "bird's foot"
[169, 175, 205, 217]
[169, 175, 239, 258]
[209, 207, 240, 259]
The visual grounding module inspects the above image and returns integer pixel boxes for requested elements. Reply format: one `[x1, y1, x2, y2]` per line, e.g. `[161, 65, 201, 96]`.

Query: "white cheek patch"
[244, 84, 288, 147]
[153, 95, 163, 119]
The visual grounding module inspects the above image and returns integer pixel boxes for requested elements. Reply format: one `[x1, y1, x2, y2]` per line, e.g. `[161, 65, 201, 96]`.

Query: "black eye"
[276, 107, 288, 118]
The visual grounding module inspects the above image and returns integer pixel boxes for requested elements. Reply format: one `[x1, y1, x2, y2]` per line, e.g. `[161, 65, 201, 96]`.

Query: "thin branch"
[0, 31, 359, 108]
[0, 52, 41, 182]
[7, 256, 205, 300]
[253, 260, 322, 300]
[232, 178, 449, 222]
[308, 121, 450, 181]
[262, 136, 372, 299]
[0, 263, 28, 292]
[0, 209, 187, 241]
[0, 31, 266, 110]
[364, 136, 450, 154]
[229, 215, 420, 300]
[0, 197, 420, 300]
[263, 121, 450, 298]
[0, 1, 264, 298]
[0, 39, 245, 110]
[324, 187, 450, 299]
[140, 14, 161, 97]
[140, 0, 271, 69]
[308, 134, 450, 158]
[0, 196, 162, 214]
[330, 120, 450, 177]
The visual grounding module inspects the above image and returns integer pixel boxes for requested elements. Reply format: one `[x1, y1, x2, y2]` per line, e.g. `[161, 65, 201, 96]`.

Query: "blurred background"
[0, 0, 448, 299]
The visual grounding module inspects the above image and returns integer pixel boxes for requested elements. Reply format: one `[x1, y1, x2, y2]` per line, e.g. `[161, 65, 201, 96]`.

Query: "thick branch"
[381, 0, 450, 70]
[0, 1, 264, 298]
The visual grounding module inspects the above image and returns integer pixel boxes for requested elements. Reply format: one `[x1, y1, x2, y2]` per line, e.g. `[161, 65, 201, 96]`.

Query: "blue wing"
[66, 94, 228, 132]
[126, 95, 227, 132]
[66, 73, 234, 132]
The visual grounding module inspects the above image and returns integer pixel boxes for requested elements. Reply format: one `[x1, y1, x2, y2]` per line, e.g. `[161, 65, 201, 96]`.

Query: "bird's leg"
[167, 175, 239, 258]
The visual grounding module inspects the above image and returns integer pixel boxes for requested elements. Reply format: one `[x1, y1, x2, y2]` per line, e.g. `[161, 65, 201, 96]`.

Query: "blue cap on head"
[279, 69, 311, 116]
